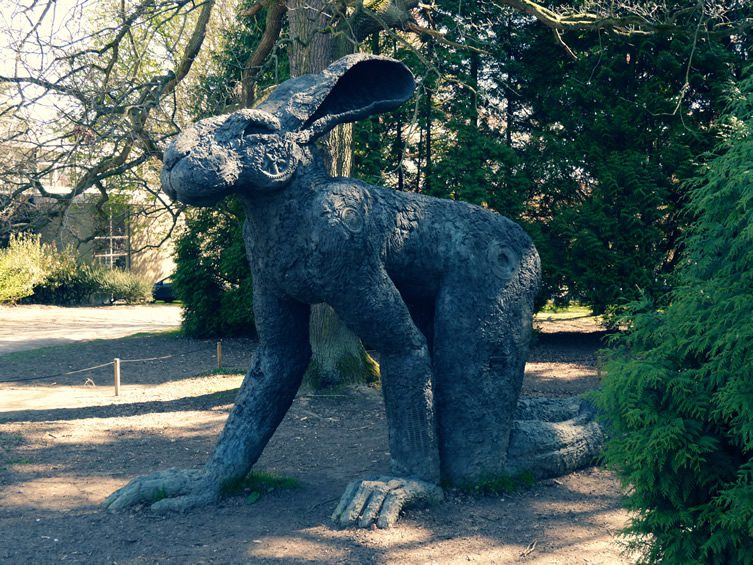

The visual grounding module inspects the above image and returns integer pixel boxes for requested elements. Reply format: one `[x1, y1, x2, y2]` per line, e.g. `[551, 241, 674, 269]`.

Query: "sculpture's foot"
[103, 467, 219, 512]
[506, 397, 605, 479]
[331, 476, 443, 529]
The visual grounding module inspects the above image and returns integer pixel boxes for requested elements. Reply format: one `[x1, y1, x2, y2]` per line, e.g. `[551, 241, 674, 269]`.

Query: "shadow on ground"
[0, 320, 630, 563]
[0, 386, 628, 564]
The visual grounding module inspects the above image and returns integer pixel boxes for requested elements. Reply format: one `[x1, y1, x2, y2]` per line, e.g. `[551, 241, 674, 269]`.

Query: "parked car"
[152, 276, 176, 302]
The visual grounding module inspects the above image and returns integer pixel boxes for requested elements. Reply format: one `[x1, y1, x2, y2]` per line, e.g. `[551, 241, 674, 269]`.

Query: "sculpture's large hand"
[331, 476, 443, 529]
[103, 468, 219, 512]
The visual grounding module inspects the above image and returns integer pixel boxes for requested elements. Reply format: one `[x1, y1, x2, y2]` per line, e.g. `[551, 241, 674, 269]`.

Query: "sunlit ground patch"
[1, 475, 125, 511]
[0, 374, 244, 415]
[524, 361, 597, 380]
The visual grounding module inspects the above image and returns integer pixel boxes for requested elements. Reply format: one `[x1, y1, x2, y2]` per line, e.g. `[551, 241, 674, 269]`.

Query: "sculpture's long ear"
[257, 55, 415, 143]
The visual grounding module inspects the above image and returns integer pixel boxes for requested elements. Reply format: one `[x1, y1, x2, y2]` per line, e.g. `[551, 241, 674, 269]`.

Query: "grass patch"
[451, 471, 536, 496]
[0, 331, 194, 363]
[196, 368, 245, 377]
[6, 458, 33, 465]
[222, 470, 300, 504]
[0, 330, 183, 362]
[0, 341, 85, 362]
[0, 432, 25, 450]
[125, 328, 183, 339]
[537, 302, 593, 318]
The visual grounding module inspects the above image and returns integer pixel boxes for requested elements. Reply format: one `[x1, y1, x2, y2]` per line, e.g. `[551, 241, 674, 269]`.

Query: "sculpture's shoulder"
[310, 177, 392, 241]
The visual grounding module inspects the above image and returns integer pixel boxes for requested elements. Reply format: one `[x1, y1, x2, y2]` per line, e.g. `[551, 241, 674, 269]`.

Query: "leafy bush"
[30, 248, 100, 305]
[173, 199, 254, 337]
[596, 71, 753, 564]
[98, 268, 152, 304]
[0, 233, 151, 305]
[0, 233, 53, 303]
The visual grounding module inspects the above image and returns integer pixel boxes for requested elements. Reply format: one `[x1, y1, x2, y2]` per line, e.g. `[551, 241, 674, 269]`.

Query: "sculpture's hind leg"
[432, 273, 537, 486]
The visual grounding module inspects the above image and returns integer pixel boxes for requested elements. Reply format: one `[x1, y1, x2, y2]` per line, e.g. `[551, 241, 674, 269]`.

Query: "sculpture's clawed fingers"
[331, 476, 443, 529]
[103, 468, 217, 512]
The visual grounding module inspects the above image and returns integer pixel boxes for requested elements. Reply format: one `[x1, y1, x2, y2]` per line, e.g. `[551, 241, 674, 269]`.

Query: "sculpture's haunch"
[104, 55, 603, 527]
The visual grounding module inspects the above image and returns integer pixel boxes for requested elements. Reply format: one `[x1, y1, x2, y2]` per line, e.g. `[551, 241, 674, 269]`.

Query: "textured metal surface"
[102, 55, 605, 524]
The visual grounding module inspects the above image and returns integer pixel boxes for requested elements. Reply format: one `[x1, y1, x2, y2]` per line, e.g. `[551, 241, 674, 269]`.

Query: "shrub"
[30, 248, 100, 305]
[34, 261, 151, 305]
[596, 71, 753, 564]
[98, 268, 151, 304]
[0, 232, 151, 305]
[0, 233, 52, 303]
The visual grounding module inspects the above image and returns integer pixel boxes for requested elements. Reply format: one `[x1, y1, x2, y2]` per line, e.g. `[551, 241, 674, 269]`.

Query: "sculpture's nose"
[160, 166, 178, 201]
[162, 141, 185, 171]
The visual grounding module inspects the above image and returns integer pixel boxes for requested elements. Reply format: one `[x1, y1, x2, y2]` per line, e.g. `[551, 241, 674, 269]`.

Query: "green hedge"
[172, 199, 254, 337]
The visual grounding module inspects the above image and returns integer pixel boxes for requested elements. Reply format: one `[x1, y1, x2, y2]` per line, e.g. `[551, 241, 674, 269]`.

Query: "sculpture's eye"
[243, 121, 275, 137]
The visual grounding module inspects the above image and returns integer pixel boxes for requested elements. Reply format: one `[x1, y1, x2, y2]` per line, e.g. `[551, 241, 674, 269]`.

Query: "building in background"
[0, 142, 176, 283]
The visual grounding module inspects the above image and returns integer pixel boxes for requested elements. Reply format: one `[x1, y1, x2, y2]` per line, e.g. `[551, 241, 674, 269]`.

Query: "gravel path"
[0, 304, 182, 354]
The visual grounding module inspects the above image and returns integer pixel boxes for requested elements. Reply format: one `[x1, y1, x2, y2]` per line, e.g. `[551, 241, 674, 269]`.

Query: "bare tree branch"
[241, 0, 286, 107]
[1, 0, 749, 249]
[0, 0, 215, 203]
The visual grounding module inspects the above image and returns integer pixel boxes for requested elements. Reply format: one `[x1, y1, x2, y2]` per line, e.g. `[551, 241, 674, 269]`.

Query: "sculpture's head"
[161, 55, 415, 206]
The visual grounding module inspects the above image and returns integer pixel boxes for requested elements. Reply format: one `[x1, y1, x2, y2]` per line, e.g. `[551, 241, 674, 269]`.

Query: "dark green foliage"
[353, 7, 750, 314]
[353, 1, 527, 213]
[173, 198, 254, 337]
[515, 24, 741, 313]
[596, 70, 753, 564]
[189, 0, 289, 118]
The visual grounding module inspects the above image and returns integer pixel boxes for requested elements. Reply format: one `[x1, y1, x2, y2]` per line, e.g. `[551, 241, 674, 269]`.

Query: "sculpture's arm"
[203, 282, 311, 489]
[327, 266, 444, 528]
[326, 265, 439, 481]
[105, 280, 311, 512]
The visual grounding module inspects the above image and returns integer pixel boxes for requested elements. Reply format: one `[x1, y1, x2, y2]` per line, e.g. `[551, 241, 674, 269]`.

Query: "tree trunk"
[287, 0, 379, 388]
[505, 15, 514, 148]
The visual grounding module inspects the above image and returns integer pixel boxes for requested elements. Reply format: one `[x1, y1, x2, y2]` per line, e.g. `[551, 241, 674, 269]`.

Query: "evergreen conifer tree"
[597, 68, 753, 564]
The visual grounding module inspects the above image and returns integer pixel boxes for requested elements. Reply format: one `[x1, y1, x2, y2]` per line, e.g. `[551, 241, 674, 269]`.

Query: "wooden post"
[114, 358, 121, 396]
[217, 340, 222, 371]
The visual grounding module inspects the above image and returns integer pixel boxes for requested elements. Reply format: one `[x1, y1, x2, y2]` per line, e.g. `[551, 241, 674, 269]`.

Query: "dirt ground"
[0, 314, 631, 564]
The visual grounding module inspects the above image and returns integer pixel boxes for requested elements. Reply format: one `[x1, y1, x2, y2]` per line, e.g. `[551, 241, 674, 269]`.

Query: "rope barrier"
[118, 347, 209, 364]
[0, 360, 115, 383]
[0, 345, 222, 384]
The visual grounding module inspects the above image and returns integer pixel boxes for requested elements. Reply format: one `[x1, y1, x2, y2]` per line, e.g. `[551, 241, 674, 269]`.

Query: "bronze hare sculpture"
[105, 55, 602, 528]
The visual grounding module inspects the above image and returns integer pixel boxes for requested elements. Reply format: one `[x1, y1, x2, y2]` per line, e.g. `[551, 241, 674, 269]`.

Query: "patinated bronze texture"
[105, 55, 603, 528]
